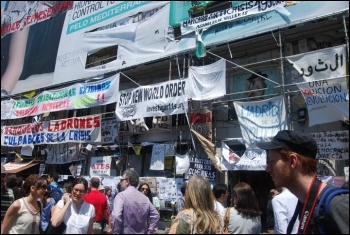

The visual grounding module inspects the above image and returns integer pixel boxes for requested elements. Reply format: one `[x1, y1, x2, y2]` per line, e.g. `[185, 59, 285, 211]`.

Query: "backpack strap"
[287, 200, 302, 234]
[315, 186, 349, 234]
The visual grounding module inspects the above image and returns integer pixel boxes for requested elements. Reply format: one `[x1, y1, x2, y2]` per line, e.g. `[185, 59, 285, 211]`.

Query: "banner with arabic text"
[286, 45, 346, 82]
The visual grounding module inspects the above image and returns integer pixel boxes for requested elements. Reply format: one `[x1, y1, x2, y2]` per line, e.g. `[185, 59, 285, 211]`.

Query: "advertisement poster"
[90, 156, 112, 176]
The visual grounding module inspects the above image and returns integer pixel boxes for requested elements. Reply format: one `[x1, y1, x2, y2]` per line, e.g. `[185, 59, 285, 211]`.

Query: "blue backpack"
[50, 184, 63, 203]
[314, 186, 349, 234]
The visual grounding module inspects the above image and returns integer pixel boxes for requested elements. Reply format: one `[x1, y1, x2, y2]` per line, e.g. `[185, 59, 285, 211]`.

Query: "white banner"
[1, 100, 14, 120]
[115, 79, 188, 121]
[286, 45, 346, 82]
[2, 74, 120, 120]
[54, 1, 169, 84]
[1, 115, 101, 146]
[90, 156, 112, 176]
[45, 143, 79, 164]
[180, 1, 289, 35]
[186, 59, 226, 100]
[150, 144, 165, 171]
[221, 141, 240, 165]
[296, 77, 349, 127]
[175, 153, 190, 175]
[232, 148, 267, 171]
[309, 130, 349, 160]
[233, 95, 288, 148]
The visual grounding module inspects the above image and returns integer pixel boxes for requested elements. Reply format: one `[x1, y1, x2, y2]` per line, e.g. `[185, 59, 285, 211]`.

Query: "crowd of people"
[1, 131, 349, 234]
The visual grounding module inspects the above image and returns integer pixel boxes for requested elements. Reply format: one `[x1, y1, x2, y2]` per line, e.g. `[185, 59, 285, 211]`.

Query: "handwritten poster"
[150, 144, 165, 170]
[309, 130, 349, 160]
[99, 118, 119, 144]
[188, 156, 216, 185]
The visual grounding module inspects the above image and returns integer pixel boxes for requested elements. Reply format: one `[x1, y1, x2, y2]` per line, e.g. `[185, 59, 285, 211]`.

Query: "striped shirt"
[1, 188, 15, 222]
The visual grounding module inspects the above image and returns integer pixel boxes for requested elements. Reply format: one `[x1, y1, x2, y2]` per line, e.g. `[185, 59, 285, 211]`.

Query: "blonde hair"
[185, 175, 221, 234]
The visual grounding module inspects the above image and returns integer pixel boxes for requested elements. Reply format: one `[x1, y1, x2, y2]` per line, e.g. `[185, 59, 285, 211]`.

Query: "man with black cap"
[1, 164, 14, 223]
[257, 130, 349, 234]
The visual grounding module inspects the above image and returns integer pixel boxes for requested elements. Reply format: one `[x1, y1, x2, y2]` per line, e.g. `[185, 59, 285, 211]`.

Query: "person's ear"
[289, 152, 298, 169]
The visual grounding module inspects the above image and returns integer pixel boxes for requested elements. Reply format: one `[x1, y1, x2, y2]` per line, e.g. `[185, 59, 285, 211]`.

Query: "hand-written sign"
[188, 156, 216, 184]
[150, 144, 165, 170]
[310, 130, 349, 160]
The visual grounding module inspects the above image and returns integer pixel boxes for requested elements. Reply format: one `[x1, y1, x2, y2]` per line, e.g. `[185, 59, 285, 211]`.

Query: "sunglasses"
[38, 184, 48, 190]
[141, 187, 149, 191]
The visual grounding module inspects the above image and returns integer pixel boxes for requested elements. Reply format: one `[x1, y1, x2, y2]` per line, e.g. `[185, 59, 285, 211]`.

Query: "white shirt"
[56, 199, 95, 234]
[272, 188, 299, 234]
[214, 200, 226, 228]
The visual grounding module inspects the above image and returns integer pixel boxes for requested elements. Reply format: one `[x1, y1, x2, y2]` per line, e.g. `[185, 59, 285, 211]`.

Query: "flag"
[190, 129, 221, 172]
[221, 141, 240, 164]
[133, 145, 142, 155]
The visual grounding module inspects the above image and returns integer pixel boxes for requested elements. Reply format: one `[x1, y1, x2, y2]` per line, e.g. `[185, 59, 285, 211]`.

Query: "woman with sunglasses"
[1, 174, 48, 234]
[50, 177, 95, 234]
[138, 182, 153, 203]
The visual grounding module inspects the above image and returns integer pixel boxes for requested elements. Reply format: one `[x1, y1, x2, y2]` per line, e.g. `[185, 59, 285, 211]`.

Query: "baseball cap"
[1, 164, 7, 174]
[257, 130, 318, 159]
[98, 185, 105, 191]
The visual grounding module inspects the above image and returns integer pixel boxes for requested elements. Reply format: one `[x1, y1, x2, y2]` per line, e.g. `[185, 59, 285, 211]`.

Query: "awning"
[3, 161, 39, 174]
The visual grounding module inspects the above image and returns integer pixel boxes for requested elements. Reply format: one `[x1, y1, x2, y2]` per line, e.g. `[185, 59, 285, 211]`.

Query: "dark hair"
[49, 172, 59, 182]
[22, 174, 48, 196]
[63, 181, 73, 194]
[6, 174, 17, 188]
[117, 182, 121, 192]
[138, 182, 153, 203]
[123, 169, 139, 187]
[90, 177, 100, 189]
[213, 183, 228, 199]
[232, 182, 262, 217]
[180, 181, 187, 195]
[72, 177, 89, 191]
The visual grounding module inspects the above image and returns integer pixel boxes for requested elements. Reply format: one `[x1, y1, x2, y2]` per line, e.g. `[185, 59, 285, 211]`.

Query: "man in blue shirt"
[48, 172, 63, 204]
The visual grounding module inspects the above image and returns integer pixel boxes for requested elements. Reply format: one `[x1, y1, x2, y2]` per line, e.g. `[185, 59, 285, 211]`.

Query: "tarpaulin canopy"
[3, 160, 39, 174]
